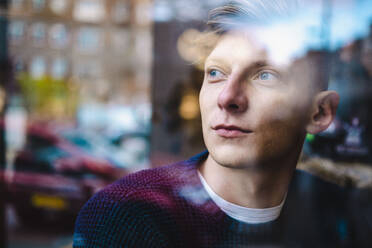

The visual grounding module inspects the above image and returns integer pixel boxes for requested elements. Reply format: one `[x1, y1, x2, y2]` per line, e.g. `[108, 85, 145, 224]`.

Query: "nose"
[217, 75, 248, 113]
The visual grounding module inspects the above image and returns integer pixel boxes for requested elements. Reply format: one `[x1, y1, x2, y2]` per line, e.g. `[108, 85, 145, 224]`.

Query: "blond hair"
[207, 0, 302, 34]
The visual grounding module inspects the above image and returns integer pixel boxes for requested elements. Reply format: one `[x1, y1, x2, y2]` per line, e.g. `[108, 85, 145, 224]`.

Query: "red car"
[3, 123, 127, 225]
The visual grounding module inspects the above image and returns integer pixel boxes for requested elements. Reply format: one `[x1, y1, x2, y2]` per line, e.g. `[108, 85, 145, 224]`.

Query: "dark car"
[4, 123, 127, 225]
[305, 117, 370, 163]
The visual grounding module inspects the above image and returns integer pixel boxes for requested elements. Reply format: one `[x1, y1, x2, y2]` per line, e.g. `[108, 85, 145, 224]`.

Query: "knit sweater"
[73, 151, 371, 247]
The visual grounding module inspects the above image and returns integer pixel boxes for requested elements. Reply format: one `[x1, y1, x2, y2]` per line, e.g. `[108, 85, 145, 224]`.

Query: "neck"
[198, 153, 298, 209]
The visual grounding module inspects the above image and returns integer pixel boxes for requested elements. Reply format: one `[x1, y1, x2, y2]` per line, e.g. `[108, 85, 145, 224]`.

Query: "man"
[74, 0, 371, 247]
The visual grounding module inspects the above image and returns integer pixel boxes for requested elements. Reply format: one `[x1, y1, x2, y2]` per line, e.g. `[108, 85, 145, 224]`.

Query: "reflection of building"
[6, 0, 152, 106]
[151, 1, 224, 160]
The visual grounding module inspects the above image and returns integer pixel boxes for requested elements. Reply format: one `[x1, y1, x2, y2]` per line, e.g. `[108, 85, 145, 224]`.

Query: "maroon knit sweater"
[74, 151, 371, 247]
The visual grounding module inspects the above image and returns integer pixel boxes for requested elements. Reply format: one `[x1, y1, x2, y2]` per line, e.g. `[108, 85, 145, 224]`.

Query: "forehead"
[205, 31, 281, 69]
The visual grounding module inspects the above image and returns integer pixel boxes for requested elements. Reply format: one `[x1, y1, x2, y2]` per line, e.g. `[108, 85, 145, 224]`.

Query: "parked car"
[4, 122, 127, 225]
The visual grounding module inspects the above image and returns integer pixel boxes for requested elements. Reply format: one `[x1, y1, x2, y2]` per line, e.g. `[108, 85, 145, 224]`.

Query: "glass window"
[32, 0, 45, 12]
[50, 0, 69, 15]
[30, 22, 47, 46]
[30, 56, 46, 78]
[51, 58, 68, 79]
[153, 0, 173, 22]
[111, 1, 130, 24]
[174, 0, 204, 21]
[73, 0, 105, 23]
[11, 0, 23, 10]
[14, 152, 55, 174]
[49, 23, 69, 49]
[13, 57, 25, 72]
[76, 27, 103, 53]
[8, 21, 25, 44]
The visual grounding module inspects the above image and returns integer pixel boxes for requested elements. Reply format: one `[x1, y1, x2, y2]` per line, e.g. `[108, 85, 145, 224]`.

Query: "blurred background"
[0, 0, 370, 247]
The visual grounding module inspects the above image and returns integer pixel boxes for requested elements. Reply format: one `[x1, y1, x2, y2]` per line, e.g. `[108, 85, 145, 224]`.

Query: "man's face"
[199, 31, 315, 168]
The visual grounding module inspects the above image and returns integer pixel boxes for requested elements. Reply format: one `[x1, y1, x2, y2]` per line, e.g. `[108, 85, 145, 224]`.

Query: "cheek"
[254, 96, 308, 145]
[199, 84, 217, 120]
[256, 89, 311, 126]
[199, 86, 207, 118]
[199, 86, 211, 133]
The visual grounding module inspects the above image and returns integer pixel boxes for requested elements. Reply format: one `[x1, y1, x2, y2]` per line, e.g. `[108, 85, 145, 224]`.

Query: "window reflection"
[30, 22, 46, 46]
[0, 0, 371, 247]
[30, 56, 46, 78]
[49, 24, 69, 49]
[76, 27, 103, 53]
[31, 0, 45, 12]
[8, 20, 25, 44]
[50, 0, 69, 15]
[73, 0, 105, 23]
[51, 58, 68, 79]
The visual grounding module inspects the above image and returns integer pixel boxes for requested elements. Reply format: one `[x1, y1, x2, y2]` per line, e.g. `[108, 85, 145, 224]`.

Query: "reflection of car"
[61, 129, 150, 171]
[109, 131, 150, 171]
[5, 123, 127, 225]
[305, 118, 370, 163]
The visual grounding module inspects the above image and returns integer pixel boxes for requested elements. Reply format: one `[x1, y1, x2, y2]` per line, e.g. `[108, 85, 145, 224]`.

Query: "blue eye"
[258, 71, 276, 80]
[209, 69, 222, 77]
[207, 69, 225, 81]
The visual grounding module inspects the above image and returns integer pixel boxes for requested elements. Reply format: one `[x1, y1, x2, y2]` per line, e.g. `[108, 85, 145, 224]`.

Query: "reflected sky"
[204, 0, 372, 65]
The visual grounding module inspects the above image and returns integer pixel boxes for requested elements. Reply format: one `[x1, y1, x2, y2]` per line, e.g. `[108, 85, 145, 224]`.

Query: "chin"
[208, 143, 258, 169]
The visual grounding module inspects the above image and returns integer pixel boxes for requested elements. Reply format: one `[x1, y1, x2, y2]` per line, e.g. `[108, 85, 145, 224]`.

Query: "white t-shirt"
[198, 171, 286, 224]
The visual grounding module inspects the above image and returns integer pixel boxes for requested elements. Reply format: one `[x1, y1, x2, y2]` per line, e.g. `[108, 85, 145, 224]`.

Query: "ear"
[306, 91, 339, 134]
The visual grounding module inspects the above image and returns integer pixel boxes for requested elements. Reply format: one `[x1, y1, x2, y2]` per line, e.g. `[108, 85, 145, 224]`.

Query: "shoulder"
[73, 156, 202, 247]
[106, 157, 198, 199]
[73, 165, 178, 247]
[283, 170, 349, 245]
[292, 169, 348, 196]
[349, 188, 372, 247]
[289, 169, 349, 215]
[99, 151, 207, 203]
[73, 186, 173, 247]
[291, 169, 372, 247]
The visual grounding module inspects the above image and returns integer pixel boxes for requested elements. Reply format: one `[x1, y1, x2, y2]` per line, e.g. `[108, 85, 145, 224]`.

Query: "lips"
[213, 124, 252, 138]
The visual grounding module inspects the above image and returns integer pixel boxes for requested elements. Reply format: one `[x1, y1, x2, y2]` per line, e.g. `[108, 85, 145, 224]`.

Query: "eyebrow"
[204, 57, 231, 70]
